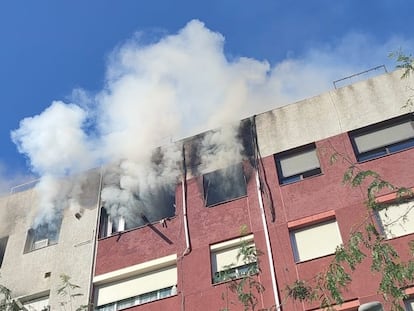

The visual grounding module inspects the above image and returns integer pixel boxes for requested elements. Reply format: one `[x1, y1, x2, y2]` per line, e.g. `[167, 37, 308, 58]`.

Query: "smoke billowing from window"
[100, 145, 180, 228]
[31, 171, 100, 229]
[10, 19, 409, 230]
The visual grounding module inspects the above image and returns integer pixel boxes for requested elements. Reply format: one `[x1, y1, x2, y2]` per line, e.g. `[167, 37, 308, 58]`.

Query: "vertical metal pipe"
[255, 171, 281, 310]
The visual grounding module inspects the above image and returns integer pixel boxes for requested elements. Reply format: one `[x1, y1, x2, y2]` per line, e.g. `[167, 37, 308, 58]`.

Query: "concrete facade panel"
[0, 170, 100, 309]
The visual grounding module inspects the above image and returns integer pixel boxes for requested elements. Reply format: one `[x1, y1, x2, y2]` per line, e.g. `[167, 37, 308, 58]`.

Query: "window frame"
[21, 293, 50, 311]
[94, 254, 177, 310]
[0, 236, 8, 267]
[349, 113, 414, 162]
[203, 163, 247, 207]
[290, 219, 342, 263]
[210, 234, 258, 284]
[99, 209, 127, 238]
[98, 188, 176, 239]
[375, 199, 414, 240]
[274, 143, 322, 185]
[405, 298, 414, 311]
[24, 221, 61, 253]
[95, 286, 175, 311]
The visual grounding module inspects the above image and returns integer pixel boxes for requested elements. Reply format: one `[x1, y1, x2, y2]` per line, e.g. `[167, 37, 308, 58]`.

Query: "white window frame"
[275, 143, 321, 185]
[106, 215, 126, 236]
[210, 234, 257, 284]
[290, 219, 342, 262]
[96, 286, 175, 311]
[376, 200, 414, 239]
[99, 208, 128, 238]
[21, 294, 50, 311]
[94, 254, 177, 309]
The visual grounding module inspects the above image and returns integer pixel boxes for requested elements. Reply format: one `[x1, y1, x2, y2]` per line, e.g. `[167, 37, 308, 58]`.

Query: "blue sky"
[1, 0, 413, 192]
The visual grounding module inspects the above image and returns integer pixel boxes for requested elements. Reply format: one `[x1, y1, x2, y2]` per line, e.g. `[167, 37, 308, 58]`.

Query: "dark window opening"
[99, 189, 176, 238]
[203, 163, 247, 207]
[349, 113, 414, 162]
[274, 143, 321, 185]
[24, 221, 61, 253]
[0, 236, 8, 267]
[98, 208, 109, 239]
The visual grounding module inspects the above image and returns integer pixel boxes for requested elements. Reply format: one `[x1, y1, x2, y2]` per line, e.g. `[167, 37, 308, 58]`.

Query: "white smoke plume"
[11, 101, 95, 176]
[100, 144, 181, 227]
[10, 20, 414, 229]
[199, 125, 244, 173]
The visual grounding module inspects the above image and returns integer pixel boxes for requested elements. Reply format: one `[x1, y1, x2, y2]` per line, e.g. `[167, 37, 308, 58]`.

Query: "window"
[96, 287, 175, 311]
[210, 235, 258, 284]
[22, 294, 50, 311]
[290, 219, 342, 262]
[203, 163, 247, 207]
[274, 143, 321, 185]
[349, 113, 414, 162]
[405, 298, 414, 310]
[0, 236, 8, 267]
[99, 190, 176, 238]
[99, 209, 128, 238]
[24, 221, 61, 253]
[94, 255, 177, 310]
[376, 200, 414, 239]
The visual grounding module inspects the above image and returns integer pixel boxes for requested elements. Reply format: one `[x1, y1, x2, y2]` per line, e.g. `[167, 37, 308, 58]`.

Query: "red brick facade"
[94, 127, 414, 310]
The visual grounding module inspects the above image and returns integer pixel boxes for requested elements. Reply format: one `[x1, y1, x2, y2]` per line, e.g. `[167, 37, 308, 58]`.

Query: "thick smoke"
[199, 125, 244, 173]
[11, 101, 94, 176]
[10, 20, 413, 230]
[100, 145, 181, 228]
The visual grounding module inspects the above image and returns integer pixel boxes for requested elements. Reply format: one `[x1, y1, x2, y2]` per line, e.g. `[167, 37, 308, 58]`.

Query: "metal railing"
[333, 65, 388, 89]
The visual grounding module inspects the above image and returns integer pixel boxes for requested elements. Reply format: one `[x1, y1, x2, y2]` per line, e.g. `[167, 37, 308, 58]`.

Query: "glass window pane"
[280, 148, 320, 178]
[354, 121, 414, 153]
[158, 287, 172, 299]
[116, 296, 134, 310]
[210, 237, 257, 284]
[377, 201, 414, 239]
[203, 163, 247, 207]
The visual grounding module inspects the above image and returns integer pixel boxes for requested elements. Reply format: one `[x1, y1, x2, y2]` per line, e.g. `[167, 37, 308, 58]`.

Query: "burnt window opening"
[99, 191, 176, 238]
[203, 163, 247, 207]
[24, 221, 61, 253]
[99, 210, 128, 238]
[349, 113, 414, 162]
[0, 236, 9, 267]
[274, 143, 322, 185]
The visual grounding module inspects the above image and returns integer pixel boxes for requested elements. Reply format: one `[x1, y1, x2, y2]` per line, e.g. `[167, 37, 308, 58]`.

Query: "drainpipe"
[256, 168, 281, 310]
[181, 144, 191, 256]
[87, 166, 104, 310]
[180, 146, 191, 311]
[181, 177, 191, 256]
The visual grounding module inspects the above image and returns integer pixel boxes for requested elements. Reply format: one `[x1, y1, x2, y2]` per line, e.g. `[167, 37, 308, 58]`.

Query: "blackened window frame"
[0, 236, 8, 267]
[203, 163, 247, 207]
[274, 143, 322, 185]
[349, 113, 414, 162]
[24, 220, 62, 253]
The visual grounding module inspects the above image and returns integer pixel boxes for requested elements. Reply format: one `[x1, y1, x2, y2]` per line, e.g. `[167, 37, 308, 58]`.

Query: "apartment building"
[1, 69, 414, 311]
